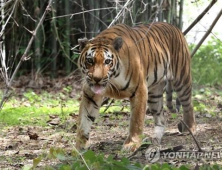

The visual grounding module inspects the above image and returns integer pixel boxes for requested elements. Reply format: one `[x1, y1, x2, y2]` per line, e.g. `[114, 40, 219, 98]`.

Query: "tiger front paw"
[75, 130, 89, 151]
[122, 136, 141, 152]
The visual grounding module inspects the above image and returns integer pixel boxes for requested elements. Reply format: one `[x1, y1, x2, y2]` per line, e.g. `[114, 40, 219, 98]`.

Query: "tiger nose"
[93, 77, 102, 83]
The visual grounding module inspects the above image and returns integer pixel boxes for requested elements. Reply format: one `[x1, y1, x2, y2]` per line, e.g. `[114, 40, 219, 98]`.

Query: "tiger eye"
[86, 58, 93, 64]
[105, 59, 112, 65]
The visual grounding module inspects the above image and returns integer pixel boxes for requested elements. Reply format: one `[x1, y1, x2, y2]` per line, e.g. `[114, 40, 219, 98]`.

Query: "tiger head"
[78, 37, 123, 95]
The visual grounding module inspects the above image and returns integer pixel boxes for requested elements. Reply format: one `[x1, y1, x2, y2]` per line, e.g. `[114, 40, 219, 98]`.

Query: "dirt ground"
[0, 75, 222, 169]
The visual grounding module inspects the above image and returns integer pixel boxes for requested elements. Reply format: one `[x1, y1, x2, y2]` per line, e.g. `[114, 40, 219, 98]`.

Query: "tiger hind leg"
[166, 81, 181, 113]
[174, 78, 196, 134]
[146, 81, 166, 144]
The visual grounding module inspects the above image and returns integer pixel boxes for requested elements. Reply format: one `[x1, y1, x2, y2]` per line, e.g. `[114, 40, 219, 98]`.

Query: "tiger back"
[76, 22, 196, 151]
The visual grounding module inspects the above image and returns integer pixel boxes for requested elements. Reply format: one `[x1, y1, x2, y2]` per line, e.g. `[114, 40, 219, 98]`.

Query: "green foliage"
[193, 99, 207, 113]
[192, 87, 222, 116]
[25, 148, 143, 170]
[191, 37, 222, 85]
[171, 113, 178, 119]
[23, 148, 222, 170]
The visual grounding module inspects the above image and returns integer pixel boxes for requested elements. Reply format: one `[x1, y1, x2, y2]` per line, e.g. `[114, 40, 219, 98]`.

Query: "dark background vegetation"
[1, 0, 184, 79]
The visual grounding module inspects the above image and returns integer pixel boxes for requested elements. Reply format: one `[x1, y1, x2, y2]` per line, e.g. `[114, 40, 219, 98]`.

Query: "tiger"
[76, 22, 196, 151]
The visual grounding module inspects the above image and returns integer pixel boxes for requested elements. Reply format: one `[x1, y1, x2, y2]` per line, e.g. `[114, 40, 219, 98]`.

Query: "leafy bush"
[23, 148, 222, 170]
[191, 37, 222, 85]
[24, 148, 143, 170]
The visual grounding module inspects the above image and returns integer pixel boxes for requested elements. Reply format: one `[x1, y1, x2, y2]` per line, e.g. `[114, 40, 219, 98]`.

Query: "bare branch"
[183, 0, 217, 35]
[180, 120, 202, 152]
[49, 7, 115, 20]
[0, 0, 20, 38]
[0, 0, 54, 111]
[191, 7, 222, 58]
[108, 0, 134, 28]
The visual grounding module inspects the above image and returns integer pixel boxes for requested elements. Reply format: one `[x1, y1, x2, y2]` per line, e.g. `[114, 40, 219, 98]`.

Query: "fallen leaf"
[28, 132, 39, 140]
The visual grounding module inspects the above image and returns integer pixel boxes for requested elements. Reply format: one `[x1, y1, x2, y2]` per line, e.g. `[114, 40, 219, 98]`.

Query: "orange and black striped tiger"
[76, 22, 196, 151]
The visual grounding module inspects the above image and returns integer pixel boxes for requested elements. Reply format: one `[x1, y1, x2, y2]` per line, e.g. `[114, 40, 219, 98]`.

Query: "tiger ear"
[78, 38, 89, 51]
[113, 37, 123, 52]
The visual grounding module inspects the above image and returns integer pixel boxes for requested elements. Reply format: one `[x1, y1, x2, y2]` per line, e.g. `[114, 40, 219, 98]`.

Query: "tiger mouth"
[90, 84, 106, 94]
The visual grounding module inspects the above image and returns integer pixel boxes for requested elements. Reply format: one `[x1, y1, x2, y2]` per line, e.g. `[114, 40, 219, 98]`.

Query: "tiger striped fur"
[76, 22, 196, 151]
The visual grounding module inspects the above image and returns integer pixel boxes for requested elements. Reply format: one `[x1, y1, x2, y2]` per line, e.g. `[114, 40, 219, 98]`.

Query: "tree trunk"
[94, 0, 99, 35]
[178, 0, 184, 29]
[34, 1, 42, 73]
[170, 0, 176, 25]
[166, 0, 171, 23]
[147, 0, 152, 22]
[89, 0, 94, 38]
[65, 0, 71, 75]
[158, 0, 163, 21]
[100, 0, 107, 31]
[51, 0, 57, 78]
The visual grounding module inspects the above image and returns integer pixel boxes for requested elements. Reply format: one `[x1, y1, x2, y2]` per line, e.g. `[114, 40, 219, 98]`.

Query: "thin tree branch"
[49, 7, 115, 20]
[73, 146, 91, 170]
[191, 8, 222, 58]
[0, 0, 19, 38]
[0, 0, 53, 111]
[102, 99, 115, 114]
[183, 0, 217, 35]
[180, 120, 202, 152]
[108, 0, 134, 28]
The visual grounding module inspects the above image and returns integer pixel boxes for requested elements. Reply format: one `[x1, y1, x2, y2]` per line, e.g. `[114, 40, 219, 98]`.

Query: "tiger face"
[78, 37, 123, 94]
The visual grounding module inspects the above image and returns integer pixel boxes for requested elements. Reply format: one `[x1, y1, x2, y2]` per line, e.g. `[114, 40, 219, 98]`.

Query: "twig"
[49, 7, 115, 20]
[20, 1, 37, 22]
[180, 120, 202, 152]
[102, 99, 115, 114]
[0, 0, 20, 38]
[108, 0, 134, 28]
[183, 0, 217, 35]
[101, 97, 110, 106]
[0, 0, 53, 111]
[73, 146, 91, 170]
[190, 7, 222, 58]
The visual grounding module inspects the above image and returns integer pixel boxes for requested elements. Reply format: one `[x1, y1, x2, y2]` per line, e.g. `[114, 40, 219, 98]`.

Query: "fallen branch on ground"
[180, 120, 203, 152]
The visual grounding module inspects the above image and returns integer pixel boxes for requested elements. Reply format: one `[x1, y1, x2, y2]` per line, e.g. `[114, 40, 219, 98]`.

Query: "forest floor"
[0, 72, 222, 169]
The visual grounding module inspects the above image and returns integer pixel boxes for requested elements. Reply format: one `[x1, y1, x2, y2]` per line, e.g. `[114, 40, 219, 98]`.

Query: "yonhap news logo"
[145, 146, 160, 163]
[145, 147, 222, 163]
